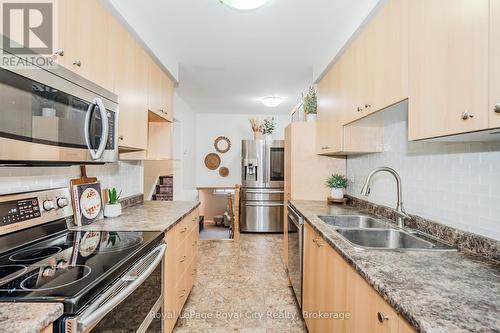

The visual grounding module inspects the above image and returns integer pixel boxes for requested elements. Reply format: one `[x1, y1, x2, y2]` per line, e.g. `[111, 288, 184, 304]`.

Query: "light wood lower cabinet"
[163, 208, 199, 333]
[303, 223, 416, 333]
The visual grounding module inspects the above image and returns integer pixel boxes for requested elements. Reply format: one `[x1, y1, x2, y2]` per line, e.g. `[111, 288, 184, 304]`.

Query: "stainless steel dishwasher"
[287, 204, 303, 308]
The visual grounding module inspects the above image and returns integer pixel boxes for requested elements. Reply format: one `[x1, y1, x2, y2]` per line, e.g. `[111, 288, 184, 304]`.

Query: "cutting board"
[70, 166, 103, 226]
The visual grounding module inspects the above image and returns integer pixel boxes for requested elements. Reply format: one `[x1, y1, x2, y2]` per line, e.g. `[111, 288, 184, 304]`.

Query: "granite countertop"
[69, 201, 200, 232]
[0, 303, 63, 333]
[290, 200, 500, 333]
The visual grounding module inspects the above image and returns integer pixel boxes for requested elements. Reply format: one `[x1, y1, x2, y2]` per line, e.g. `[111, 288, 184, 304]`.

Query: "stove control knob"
[42, 266, 55, 277]
[57, 197, 69, 208]
[56, 260, 68, 270]
[42, 200, 55, 211]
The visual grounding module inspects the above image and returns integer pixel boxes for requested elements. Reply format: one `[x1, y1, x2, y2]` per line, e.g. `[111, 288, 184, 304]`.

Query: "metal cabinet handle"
[180, 255, 187, 263]
[191, 269, 196, 276]
[365, 104, 371, 109]
[495, 104, 500, 114]
[118, 135, 124, 140]
[312, 238, 324, 247]
[357, 107, 363, 112]
[179, 289, 186, 298]
[54, 48, 64, 56]
[192, 240, 197, 246]
[73, 60, 82, 67]
[377, 312, 389, 323]
[461, 111, 475, 120]
[180, 226, 188, 233]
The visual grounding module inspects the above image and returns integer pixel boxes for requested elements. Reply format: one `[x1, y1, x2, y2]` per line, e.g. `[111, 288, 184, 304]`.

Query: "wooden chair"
[228, 185, 241, 241]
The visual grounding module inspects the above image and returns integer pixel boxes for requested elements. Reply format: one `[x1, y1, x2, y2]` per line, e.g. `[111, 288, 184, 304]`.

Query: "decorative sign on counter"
[72, 182, 103, 226]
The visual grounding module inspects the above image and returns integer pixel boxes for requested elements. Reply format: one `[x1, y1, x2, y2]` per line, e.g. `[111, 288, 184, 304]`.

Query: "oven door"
[61, 244, 166, 333]
[0, 65, 118, 164]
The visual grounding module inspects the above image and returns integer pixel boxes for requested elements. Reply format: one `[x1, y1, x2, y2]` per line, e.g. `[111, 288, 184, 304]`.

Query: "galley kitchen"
[0, 0, 499, 333]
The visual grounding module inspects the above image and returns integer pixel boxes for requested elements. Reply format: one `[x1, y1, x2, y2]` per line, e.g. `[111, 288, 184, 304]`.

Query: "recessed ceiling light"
[219, 0, 269, 11]
[260, 96, 284, 108]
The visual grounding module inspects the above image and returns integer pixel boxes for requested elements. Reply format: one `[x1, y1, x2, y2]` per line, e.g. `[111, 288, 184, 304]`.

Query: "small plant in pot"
[261, 117, 276, 140]
[325, 174, 348, 199]
[104, 188, 122, 218]
[303, 86, 317, 122]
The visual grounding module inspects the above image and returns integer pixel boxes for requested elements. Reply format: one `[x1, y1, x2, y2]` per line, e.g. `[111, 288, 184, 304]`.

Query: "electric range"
[0, 188, 165, 333]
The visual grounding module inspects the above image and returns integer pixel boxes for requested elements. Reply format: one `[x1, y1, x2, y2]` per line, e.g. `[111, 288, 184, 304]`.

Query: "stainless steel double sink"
[318, 215, 455, 251]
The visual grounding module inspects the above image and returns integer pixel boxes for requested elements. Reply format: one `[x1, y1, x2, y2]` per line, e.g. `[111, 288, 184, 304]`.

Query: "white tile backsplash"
[347, 102, 500, 240]
[0, 161, 143, 198]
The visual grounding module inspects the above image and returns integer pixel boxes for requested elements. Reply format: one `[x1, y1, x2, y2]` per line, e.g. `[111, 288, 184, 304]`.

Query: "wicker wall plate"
[219, 167, 229, 177]
[204, 153, 221, 170]
[214, 136, 231, 153]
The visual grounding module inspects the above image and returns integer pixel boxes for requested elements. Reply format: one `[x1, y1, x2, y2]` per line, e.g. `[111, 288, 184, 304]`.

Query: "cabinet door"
[408, 0, 489, 140]
[490, 0, 500, 128]
[148, 59, 163, 113]
[162, 71, 174, 121]
[60, 0, 113, 90]
[346, 266, 398, 333]
[113, 22, 148, 150]
[316, 69, 333, 153]
[302, 224, 319, 332]
[364, 0, 408, 115]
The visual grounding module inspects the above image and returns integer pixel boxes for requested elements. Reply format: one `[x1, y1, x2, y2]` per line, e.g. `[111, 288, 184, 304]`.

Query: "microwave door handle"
[93, 98, 109, 160]
[84, 98, 109, 160]
[75, 244, 166, 332]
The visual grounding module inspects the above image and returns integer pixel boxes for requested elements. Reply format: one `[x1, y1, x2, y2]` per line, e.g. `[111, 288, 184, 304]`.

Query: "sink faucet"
[360, 167, 411, 228]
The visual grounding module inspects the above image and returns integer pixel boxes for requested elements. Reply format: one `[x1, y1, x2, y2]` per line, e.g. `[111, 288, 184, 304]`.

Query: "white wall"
[195, 114, 289, 187]
[172, 93, 198, 201]
[0, 162, 143, 198]
[347, 102, 500, 240]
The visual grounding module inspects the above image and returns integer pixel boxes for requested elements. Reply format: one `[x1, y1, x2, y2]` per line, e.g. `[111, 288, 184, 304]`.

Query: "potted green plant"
[104, 188, 122, 218]
[261, 117, 276, 140]
[325, 174, 348, 199]
[303, 86, 317, 122]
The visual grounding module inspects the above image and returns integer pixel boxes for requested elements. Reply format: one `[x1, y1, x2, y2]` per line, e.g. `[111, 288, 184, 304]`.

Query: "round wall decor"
[204, 153, 221, 170]
[214, 136, 231, 153]
[219, 167, 229, 177]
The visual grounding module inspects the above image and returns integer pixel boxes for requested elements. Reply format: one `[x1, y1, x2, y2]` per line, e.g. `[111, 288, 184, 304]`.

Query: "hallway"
[173, 235, 306, 333]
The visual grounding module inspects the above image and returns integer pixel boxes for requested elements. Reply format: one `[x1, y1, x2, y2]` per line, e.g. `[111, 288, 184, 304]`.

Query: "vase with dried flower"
[249, 118, 262, 140]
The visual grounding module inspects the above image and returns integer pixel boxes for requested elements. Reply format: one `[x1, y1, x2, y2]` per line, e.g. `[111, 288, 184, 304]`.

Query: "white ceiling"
[107, 0, 380, 114]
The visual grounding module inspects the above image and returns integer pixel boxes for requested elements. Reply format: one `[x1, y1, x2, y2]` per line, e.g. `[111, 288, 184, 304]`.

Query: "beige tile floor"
[173, 234, 307, 333]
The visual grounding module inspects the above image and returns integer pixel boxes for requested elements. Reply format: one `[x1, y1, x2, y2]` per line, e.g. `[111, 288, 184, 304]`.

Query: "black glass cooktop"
[0, 229, 163, 313]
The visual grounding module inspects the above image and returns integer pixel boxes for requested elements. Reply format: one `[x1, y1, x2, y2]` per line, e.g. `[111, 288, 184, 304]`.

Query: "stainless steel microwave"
[0, 53, 118, 165]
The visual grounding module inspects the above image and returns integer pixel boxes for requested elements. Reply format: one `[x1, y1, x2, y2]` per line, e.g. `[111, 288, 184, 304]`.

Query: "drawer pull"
[377, 312, 389, 323]
[179, 289, 186, 298]
[192, 241, 197, 246]
[180, 226, 188, 233]
[495, 103, 500, 114]
[180, 255, 187, 263]
[461, 111, 475, 120]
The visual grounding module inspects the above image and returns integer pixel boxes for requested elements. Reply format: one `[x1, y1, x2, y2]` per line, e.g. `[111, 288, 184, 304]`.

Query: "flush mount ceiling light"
[260, 96, 284, 108]
[219, 0, 269, 11]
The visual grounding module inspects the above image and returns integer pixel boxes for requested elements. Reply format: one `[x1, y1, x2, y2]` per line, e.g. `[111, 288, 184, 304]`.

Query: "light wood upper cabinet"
[490, 0, 500, 128]
[408, 0, 489, 140]
[287, 122, 345, 200]
[112, 22, 149, 150]
[61, 0, 114, 91]
[148, 59, 174, 122]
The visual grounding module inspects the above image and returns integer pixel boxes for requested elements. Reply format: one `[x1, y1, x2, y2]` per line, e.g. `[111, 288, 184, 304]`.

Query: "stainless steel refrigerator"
[240, 140, 285, 232]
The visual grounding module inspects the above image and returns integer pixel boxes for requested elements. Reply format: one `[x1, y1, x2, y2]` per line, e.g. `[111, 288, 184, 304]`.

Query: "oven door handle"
[74, 243, 166, 333]
[84, 97, 109, 160]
